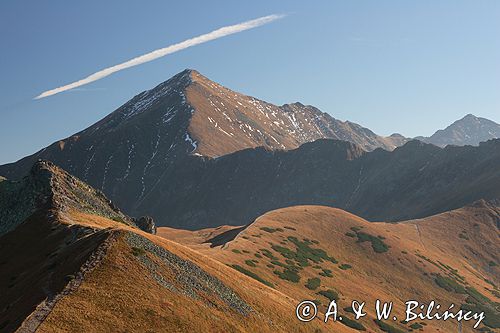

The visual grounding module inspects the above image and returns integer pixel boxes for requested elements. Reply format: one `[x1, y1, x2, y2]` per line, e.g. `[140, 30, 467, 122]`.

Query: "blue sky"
[1, 1, 499, 164]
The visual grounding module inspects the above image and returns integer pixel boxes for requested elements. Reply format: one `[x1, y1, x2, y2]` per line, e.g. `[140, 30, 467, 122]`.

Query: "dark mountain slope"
[134, 138, 500, 229]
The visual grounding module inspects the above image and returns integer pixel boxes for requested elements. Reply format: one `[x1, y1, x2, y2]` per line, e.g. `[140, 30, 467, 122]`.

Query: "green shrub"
[287, 236, 338, 265]
[465, 287, 492, 304]
[344, 306, 354, 313]
[339, 264, 352, 270]
[319, 269, 333, 277]
[260, 227, 283, 233]
[356, 232, 389, 253]
[260, 249, 278, 260]
[305, 277, 321, 290]
[373, 319, 405, 333]
[345, 232, 356, 238]
[461, 303, 500, 328]
[340, 316, 366, 330]
[274, 268, 300, 283]
[245, 259, 256, 267]
[231, 249, 242, 254]
[434, 274, 466, 294]
[271, 244, 296, 259]
[317, 289, 339, 301]
[416, 254, 440, 269]
[231, 264, 274, 288]
[312, 299, 322, 306]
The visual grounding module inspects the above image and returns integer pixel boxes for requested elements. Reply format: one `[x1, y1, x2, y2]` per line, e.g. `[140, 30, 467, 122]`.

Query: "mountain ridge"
[416, 113, 500, 147]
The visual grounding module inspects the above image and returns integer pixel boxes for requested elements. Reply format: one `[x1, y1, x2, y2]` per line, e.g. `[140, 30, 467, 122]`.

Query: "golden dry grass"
[159, 203, 499, 332]
[35, 211, 330, 333]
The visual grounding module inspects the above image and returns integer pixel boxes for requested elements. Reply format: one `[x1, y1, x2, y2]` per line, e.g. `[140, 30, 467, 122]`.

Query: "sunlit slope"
[30, 211, 330, 333]
[160, 203, 500, 332]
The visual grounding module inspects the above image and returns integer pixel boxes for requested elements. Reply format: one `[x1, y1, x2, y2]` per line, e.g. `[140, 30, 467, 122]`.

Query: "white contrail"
[35, 14, 285, 99]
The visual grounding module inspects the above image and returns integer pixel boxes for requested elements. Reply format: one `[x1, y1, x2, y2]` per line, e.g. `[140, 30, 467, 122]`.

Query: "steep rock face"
[417, 114, 500, 147]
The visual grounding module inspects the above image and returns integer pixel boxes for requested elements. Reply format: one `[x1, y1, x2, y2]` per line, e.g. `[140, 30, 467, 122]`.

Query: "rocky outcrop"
[132, 216, 156, 234]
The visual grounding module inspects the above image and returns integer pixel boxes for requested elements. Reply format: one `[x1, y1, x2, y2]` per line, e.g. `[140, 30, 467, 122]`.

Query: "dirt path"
[413, 224, 426, 250]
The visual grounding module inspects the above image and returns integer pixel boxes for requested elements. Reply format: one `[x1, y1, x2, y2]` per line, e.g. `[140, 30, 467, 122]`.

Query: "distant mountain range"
[416, 113, 500, 147]
[0, 69, 499, 229]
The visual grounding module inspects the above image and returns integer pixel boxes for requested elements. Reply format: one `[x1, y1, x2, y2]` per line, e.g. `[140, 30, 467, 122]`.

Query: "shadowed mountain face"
[416, 114, 500, 147]
[1, 137, 500, 230]
[127, 138, 500, 229]
[0, 70, 405, 216]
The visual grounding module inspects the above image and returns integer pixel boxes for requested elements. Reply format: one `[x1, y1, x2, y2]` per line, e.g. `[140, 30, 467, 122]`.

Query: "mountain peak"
[457, 113, 482, 124]
[421, 114, 500, 147]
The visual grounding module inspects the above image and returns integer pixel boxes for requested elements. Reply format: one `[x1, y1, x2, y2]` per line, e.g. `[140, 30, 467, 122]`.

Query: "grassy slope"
[159, 203, 499, 332]
[34, 211, 329, 333]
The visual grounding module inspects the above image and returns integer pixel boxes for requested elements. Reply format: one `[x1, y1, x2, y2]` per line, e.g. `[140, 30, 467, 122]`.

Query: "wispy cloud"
[35, 14, 285, 99]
